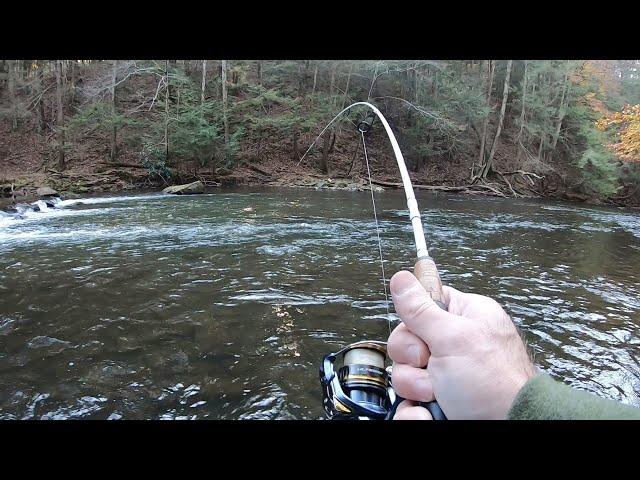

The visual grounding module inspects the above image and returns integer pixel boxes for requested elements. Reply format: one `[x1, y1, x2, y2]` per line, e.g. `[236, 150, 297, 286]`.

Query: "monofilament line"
[361, 131, 392, 334]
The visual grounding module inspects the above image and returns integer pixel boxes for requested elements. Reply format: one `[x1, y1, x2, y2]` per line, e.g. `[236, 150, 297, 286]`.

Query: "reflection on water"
[0, 188, 639, 419]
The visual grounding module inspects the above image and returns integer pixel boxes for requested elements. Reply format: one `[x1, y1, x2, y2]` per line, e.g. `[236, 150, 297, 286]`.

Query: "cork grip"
[412, 255, 448, 420]
[413, 256, 446, 310]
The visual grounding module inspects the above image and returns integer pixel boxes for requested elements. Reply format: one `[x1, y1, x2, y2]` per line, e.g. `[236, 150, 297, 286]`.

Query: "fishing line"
[360, 130, 392, 334]
[315, 101, 448, 420]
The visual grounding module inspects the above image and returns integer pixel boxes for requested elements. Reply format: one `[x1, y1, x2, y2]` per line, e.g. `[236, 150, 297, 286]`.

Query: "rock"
[162, 181, 205, 195]
[36, 186, 59, 197]
[61, 192, 81, 199]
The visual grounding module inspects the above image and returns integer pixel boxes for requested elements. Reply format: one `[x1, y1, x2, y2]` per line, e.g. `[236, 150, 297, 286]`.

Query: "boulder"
[37, 186, 59, 197]
[162, 181, 205, 195]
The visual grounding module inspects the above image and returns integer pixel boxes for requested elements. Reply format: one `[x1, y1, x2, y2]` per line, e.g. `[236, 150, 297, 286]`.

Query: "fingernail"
[390, 271, 417, 296]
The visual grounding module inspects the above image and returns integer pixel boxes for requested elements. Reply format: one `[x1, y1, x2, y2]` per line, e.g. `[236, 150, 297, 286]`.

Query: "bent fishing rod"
[308, 102, 448, 420]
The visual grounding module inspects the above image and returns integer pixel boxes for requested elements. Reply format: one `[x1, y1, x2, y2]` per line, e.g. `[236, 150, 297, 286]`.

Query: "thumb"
[390, 270, 461, 348]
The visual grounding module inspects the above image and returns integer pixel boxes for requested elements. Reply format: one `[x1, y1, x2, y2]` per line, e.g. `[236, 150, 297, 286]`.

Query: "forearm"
[507, 374, 640, 420]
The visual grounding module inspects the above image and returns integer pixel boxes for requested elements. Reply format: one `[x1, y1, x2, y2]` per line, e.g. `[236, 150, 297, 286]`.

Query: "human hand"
[388, 270, 537, 420]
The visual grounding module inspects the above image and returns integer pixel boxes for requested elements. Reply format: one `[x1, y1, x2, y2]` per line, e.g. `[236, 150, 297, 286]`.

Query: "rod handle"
[413, 255, 445, 309]
[413, 255, 448, 420]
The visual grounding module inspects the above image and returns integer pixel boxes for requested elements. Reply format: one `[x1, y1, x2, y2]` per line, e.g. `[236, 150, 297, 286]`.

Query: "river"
[0, 188, 639, 419]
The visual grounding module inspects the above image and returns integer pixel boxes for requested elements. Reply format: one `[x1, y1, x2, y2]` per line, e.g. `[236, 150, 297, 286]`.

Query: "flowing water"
[1, 188, 639, 419]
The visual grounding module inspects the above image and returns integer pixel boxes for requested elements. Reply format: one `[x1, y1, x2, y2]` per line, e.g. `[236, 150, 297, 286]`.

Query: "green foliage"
[68, 102, 132, 136]
[140, 143, 171, 182]
[576, 139, 619, 197]
[571, 96, 620, 196]
[3, 59, 640, 202]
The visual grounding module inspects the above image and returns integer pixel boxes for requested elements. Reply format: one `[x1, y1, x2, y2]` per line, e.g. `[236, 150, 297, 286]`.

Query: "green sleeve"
[507, 374, 640, 420]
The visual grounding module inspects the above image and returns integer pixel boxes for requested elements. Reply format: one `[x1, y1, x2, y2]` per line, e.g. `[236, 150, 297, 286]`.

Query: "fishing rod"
[311, 102, 448, 420]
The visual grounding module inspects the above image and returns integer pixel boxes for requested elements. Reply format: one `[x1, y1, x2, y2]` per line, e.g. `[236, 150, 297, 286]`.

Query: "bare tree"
[550, 68, 570, 154]
[474, 60, 495, 179]
[311, 61, 318, 95]
[7, 60, 18, 131]
[221, 60, 229, 150]
[516, 60, 528, 157]
[55, 60, 66, 170]
[257, 60, 263, 86]
[480, 60, 513, 179]
[201, 60, 207, 106]
[164, 60, 170, 162]
[110, 60, 118, 161]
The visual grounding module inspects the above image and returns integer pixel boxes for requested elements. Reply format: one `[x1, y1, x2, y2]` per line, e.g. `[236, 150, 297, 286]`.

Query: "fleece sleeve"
[507, 374, 640, 420]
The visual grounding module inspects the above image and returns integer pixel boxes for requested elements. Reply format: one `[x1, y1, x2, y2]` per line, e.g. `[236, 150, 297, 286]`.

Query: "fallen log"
[370, 179, 508, 197]
[248, 164, 272, 177]
[370, 179, 467, 192]
[97, 162, 148, 170]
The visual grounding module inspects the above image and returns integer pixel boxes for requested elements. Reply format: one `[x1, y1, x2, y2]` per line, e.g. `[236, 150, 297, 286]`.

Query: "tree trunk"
[293, 130, 300, 162]
[335, 63, 354, 137]
[221, 60, 229, 153]
[8, 60, 17, 131]
[69, 60, 76, 103]
[164, 60, 170, 162]
[481, 60, 513, 179]
[201, 60, 207, 106]
[297, 61, 304, 97]
[329, 62, 336, 98]
[340, 63, 353, 110]
[55, 60, 66, 171]
[347, 141, 361, 176]
[320, 133, 334, 175]
[36, 61, 46, 133]
[550, 69, 570, 153]
[311, 62, 318, 95]
[516, 60, 528, 160]
[257, 60, 263, 86]
[474, 60, 495, 180]
[110, 60, 118, 161]
[367, 62, 379, 101]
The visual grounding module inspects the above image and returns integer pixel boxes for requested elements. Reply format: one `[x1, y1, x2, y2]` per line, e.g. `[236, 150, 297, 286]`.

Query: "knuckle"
[405, 296, 436, 324]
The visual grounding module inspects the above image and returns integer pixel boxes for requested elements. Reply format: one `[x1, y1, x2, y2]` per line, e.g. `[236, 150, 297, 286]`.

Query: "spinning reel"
[320, 340, 399, 420]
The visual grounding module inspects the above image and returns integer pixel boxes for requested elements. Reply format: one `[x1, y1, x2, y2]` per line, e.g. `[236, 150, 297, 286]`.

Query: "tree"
[221, 60, 229, 152]
[55, 60, 66, 170]
[597, 104, 640, 162]
[110, 60, 118, 160]
[478, 59, 513, 180]
[201, 60, 207, 106]
[474, 60, 495, 179]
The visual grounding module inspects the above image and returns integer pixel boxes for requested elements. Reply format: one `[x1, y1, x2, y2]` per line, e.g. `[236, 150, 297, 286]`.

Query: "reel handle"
[412, 256, 448, 420]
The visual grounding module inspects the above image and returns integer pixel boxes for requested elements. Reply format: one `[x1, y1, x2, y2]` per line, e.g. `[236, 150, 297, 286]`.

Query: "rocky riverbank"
[4, 157, 639, 213]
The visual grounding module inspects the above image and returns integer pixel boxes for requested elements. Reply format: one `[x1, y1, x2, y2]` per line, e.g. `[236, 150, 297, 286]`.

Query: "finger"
[388, 322, 430, 368]
[394, 399, 432, 420]
[392, 363, 435, 403]
[443, 284, 508, 322]
[390, 270, 463, 346]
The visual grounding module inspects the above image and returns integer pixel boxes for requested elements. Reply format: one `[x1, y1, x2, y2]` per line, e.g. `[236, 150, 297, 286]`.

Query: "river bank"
[3, 160, 638, 214]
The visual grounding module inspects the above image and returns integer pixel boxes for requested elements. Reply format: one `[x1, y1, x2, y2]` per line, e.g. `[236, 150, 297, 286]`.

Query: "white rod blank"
[299, 101, 429, 259]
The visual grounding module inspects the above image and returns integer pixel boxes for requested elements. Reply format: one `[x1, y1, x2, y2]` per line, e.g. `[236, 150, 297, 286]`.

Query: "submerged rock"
[162, 181, 205, 195]
[27, 336, 72, 355]
[37, 186, 59, 197]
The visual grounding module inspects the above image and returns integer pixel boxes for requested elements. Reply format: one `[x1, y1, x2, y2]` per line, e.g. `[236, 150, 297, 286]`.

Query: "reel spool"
[319, 340, 395, 420]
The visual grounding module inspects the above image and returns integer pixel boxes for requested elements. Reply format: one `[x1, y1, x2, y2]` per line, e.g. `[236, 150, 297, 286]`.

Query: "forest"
[1, 60, 639, 205]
